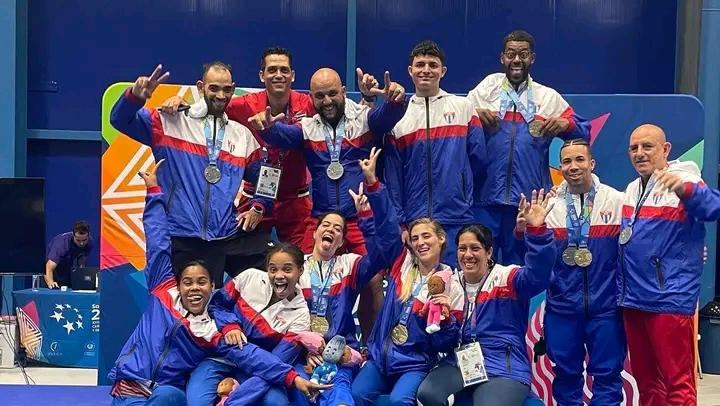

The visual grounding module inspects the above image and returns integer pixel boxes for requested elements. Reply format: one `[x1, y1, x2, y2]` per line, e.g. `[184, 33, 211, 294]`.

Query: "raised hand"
[519, 188, 554, 227]
[515, 194, 528, 233]
[137, 159, 165, 188]
[655, 168, 685, 197]
[349, 182, 370, 213]
[247, 106, 286, 131]
[356, 68, 379, 97]
[358, 147, 381, 184]
[359, 70, 405, 102]
[131, 65, 170, 100]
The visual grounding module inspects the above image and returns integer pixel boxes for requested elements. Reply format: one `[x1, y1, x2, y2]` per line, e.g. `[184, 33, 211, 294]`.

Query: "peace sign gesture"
[358, 147, 381, 184]
[247, 106, 287, 131]
[348, 182, 370, 213]
[518, 188, 554, 227]
[357, 70, 406, 102]
[131, 65, 170, 100]
[137, 159, 165, 188]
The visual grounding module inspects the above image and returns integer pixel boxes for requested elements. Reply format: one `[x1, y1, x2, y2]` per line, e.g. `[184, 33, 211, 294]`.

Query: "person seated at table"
[351, 217, 465, 406]
[185, 244, 314, 406]
[108, 159, 328, 406]
[287, 147, 402, 406]
[415, 190, 556, 406]
[44, 220, 93, 288]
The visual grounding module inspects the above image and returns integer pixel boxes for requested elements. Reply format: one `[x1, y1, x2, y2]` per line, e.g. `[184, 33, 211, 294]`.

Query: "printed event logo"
[50, 303, 85, 335]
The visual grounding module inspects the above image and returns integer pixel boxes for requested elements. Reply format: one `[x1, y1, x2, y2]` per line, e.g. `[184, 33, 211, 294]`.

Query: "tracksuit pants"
[351, 360, 427, 406]
[622, 307, 697, 406]
[288, 363, 357, 405]
[544, 310, 627, 406]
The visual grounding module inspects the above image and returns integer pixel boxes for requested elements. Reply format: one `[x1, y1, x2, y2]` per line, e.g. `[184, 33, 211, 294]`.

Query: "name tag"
[255, 165, 282, 199]
[454, 341, 488, 387]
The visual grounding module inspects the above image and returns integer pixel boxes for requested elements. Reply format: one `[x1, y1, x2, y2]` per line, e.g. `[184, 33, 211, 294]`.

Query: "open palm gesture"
[131, 65, 170, 100]
[518, 188, 554, 227]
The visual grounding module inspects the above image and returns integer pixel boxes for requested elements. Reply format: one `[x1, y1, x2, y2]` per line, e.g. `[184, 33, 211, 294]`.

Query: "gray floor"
[0, 366, 718, 404]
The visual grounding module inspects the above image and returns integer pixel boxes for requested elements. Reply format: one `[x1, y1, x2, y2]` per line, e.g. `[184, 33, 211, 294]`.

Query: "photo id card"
[454, 342, 489, 387]
[255, 165, 282, 199]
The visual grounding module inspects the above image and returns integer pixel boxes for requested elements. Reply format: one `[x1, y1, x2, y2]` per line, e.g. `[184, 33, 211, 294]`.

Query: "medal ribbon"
[261, 104, 290, 166]
[397, 266, 432, 327]
[627, 177, 659, 228]
[459, 270, 491, 346]
[323, 120, 345, 163]
[310, 257, 337, 318]
[203, 117, 226, 167]
[565, 186, 596, 250]
[497, 77, 536, 124]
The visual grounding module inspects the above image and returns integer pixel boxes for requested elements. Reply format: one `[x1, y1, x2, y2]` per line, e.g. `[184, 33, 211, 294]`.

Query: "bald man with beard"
[248, 67, 408, 349]
[618, 124, 720, 406]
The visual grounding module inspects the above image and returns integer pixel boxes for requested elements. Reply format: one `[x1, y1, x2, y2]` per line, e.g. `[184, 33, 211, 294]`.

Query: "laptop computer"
[71, 267, 99, 291]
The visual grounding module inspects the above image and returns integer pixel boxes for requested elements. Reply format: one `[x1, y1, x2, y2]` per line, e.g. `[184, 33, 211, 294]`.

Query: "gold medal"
[310, 315, 330, 334]
[574, 248, 593, 267]
[528, 120, 544, 137]
[390, 324, 409, 345]
[561, 247, 577, 266]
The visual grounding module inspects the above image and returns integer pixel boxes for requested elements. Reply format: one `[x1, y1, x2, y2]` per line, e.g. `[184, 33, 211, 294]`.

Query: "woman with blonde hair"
[350, 214, 465, 406]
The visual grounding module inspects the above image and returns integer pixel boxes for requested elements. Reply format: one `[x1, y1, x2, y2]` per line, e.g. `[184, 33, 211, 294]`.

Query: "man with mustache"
[382, 40, 486, 268]
[467, 30, 591, 266]
[618, 124, 720, 406]
[516, 138, 627, 405]
[109, 62, 273, 287]
[247, 67, 408, 347]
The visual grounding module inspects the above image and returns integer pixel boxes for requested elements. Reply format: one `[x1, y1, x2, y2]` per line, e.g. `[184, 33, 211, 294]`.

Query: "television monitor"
[0, 178, 45, 274]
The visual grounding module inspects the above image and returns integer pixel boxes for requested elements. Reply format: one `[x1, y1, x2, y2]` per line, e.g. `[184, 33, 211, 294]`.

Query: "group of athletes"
[105, 29, 720, 406]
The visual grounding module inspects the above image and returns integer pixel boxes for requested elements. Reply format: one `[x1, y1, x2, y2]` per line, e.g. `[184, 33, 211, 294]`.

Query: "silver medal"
[619, 227, 632, 245]
[204, 165, 222, 184]
[326, 161, 344, 180]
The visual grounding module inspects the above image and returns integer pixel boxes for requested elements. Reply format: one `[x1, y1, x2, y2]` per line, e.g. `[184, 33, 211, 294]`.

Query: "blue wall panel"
[356, 0, 678, 94]
[26, 139, 102, 267]
[26, 0, 348, 131]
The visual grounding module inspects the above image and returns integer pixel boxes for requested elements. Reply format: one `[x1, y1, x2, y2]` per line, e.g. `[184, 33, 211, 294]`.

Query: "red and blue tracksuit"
[108, 187, 298, 406]
[619, 160, 720, 406]
[383, 90, 486, 269]
[438, 225, 554, 402]
[519, 175, 626, 405]
[351, 248, 465, 405]
[186, 267, 311, 406]
[467, 73, 590, 265]
[109, 89, 273, 241]
[289, 180, 403, 406]
[229, 90, 315, 246]
[259, 98, 407, 255]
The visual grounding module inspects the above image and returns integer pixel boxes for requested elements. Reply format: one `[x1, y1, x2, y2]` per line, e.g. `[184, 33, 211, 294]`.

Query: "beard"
[505, 63, 530, 85]
[205, 95, 228, 117]
[317, 100, 345, 128]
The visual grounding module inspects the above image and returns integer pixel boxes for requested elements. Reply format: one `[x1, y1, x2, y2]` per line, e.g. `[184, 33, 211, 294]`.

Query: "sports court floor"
[2, 366, 720, 405]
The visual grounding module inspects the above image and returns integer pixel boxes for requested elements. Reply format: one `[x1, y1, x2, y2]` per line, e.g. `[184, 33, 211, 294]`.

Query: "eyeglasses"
[503, 50, 531, 60]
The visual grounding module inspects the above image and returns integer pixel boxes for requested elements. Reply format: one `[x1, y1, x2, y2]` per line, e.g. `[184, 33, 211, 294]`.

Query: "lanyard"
[262, 104, 290, 165]
[565, 186, 596, 249]
[323, 121, 345, 163]
[497, 78, 536, 123]
[203, 117, 226, 166]
[398, 267, 432, 327]
[310, 257, 337, 317]
[459, 271, 491, 345]
[628, 177, 658, 227]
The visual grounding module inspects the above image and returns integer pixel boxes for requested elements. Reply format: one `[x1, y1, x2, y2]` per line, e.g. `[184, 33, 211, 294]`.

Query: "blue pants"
[544, 310, 627, 406]
[111, 385, 186, 406]
[473, 205, 523, 266]
[439, 223, 463, 269]
[351, 360, 427, 406]
[288, 363, 357, 405]
[185, 358, 289, 406]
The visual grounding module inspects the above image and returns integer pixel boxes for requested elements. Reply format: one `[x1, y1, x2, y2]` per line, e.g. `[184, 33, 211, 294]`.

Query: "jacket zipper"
[620, 246, 627, 305]
[202, 117, 216, 240]
[654, 257, 665, 290]
[333, 127, 340, 209]
[582, 267, 589, 318]
[166, 184, 177, 212]
[114, 343, 137, 369]
[424, 98, 432, 218]
[504, 106, 518, 204]
[461, 172, 467, 202]
[149, 318, 184, 388]
[505, 344, 512, 373]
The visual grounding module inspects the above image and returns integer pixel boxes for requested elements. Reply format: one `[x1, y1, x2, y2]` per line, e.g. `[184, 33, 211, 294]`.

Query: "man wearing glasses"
[44, 220, 93, 288]
[467, 30, 591, 265]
